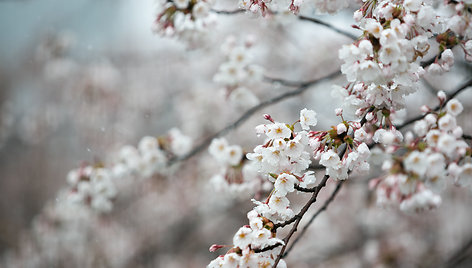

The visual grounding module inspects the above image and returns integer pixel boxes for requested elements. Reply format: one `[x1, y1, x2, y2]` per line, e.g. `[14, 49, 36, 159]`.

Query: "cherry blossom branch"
[444, 235, 472, 268]
[463, 134, 472, 140]
[210, 8, 246, 15]
[271, 145, 349, 267]
[282, 180, 345, 258]
[211, 9, 357, 40]
[397, 78, 472, 129]
[272, 174, 330, 267]
[298, 15, 357, 40]
[169, 69, 341, 165]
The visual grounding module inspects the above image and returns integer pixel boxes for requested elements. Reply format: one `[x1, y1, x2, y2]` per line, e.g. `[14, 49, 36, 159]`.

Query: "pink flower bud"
[209, 244, 224, 252]
[420, 105, 429, 114]
[263, 114, 274, 123]
[335, 108, 343, 116]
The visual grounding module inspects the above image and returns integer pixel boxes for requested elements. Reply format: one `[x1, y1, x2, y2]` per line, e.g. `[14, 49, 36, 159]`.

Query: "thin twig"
[298, 15, 358, 40]
[211, 9, 357, 40]
[210, 8, 246, 15]
[397, 78, 472, 129]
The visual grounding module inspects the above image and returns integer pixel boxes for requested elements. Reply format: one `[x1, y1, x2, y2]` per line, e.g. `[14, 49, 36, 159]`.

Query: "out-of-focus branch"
[168, 70, 341, 165]
[210, 8, 246, 15]
[444, 235, 472, 268]
[397, 78, 472, 129]
[298, 15, 358, 40]
[211, 9, 358, 40]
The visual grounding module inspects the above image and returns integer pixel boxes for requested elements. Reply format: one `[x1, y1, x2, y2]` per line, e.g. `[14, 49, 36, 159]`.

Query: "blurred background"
[1, 0, 472, 267]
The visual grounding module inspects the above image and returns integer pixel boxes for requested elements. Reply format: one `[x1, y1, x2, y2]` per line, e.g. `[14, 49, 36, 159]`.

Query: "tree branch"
[210, 8, 246, 15]
[168, 70, 341, 165]
[282, 180, 345, 258]
[444, 235, 472, 268]
[298, 15, 358, 40]
[211, 9, 357, 40]
[397, 78, 472, 129]
[272, 174, 330, 267]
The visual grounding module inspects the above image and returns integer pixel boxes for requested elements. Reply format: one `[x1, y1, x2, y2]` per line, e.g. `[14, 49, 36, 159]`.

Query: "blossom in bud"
[335, 108, 343, 116]
[353, 10, 362, 21]
[209, 244, 225, 252]
[337, 123, 347, 134]
[437, 91, 447, 102]
[420, 105, 429, 114]
[441, 49, 454, 66]
[427, 63, 443, 75]
[263, 114, 274, 123]
[424, 114, 437, 126]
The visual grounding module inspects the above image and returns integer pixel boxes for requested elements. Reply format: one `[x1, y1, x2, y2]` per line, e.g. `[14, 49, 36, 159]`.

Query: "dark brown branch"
[211, 9, 358, 40]
[298, 15, 358, 40]
[444, 235, 472, 268]
[271, 107, 373, 266]
[397, 78, 472, 129]
[283, 180, 345, 258]
[210, 8, 246, 15]
[294, 184, 318, 192]
[254, 242, 284, 253]
[271, 174, 330, 267]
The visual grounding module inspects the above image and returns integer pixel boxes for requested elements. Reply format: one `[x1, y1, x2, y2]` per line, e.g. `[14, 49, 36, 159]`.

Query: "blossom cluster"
[153, 0, 216, 41]
[208, 110, 319, 266]
[213, 36, 264, 110]
[310, 111, 372, 181]
[64, 129, 192, 213]
[208, 210, 286, 268]
[238, 0, 350, 16]
[208, 138, 269, 198]
[371, 95, 471, 212]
